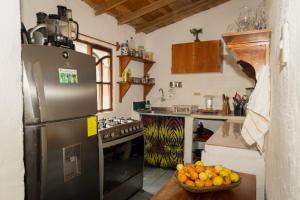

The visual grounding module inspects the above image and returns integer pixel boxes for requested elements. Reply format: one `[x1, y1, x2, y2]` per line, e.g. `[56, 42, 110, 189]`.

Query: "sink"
[140, 107, 173, 114]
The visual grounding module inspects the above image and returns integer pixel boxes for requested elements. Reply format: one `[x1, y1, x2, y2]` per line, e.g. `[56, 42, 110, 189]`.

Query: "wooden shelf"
[222, 29, 271, 82]
[117, 55, 156, 103]
[117, 81, 155, 102]
[118, 55, 155, 76]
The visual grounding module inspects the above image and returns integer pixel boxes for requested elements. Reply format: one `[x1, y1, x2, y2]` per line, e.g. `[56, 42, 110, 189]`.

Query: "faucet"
[159, 88, 166, 102]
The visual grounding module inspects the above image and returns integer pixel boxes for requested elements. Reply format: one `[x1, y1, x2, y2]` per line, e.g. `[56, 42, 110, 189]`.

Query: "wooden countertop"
[206, 122, 256, 150]
[151, 172, 256, 200]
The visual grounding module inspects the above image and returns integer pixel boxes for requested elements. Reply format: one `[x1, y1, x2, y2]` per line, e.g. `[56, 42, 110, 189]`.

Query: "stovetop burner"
[98, 117, 143, 143]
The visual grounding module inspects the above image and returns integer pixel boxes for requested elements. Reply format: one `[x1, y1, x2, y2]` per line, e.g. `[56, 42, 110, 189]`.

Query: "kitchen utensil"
[222, 94, 231, 115]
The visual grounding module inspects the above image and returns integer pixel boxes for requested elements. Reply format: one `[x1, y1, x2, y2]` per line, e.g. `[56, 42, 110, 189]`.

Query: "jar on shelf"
[121, 42, 129, 55]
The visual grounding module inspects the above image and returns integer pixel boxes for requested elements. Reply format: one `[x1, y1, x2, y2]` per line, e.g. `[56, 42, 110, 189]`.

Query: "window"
[74, 40, 113, 111]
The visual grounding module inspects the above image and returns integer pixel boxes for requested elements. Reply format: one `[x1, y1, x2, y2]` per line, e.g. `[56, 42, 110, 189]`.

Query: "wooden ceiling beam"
[146, 0, 230, 33]
[94, 0, 129, 15]
[136, 0, 229, 33]
[118, 0, 177, 25]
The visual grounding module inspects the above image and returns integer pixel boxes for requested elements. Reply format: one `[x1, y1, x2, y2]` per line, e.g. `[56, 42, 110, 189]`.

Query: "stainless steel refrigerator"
[23, 45, 99, 200]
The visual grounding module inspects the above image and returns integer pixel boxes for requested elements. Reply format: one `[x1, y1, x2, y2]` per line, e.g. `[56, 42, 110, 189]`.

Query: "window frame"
[76, 39, 113, 112]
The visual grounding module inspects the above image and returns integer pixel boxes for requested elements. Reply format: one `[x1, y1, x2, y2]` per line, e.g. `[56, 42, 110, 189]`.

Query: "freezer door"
[22, 45, 97, 123]
[24, 117, 100, 200]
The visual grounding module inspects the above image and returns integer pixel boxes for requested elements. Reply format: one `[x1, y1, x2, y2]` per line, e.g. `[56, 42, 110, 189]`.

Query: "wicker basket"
[175, 171, 241, 193]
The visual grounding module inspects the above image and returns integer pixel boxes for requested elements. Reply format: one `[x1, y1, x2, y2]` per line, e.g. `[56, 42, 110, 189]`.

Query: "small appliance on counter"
[98, 117, 144, 200]
[172, 105, 198, 114]
[27, 5, 79, 49]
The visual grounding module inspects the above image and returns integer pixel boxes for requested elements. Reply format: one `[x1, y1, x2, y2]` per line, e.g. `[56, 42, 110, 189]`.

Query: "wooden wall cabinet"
[171, 40, 222, 73]
[222, 29, 271, 82]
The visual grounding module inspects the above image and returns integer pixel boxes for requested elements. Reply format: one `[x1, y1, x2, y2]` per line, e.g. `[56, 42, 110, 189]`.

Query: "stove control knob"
[111, 132, 115, 137]
[129, 127, 133, 132]
[133, 126, 136, 131]
[120, 130, 125, 135]
[125, 129, 128, 133]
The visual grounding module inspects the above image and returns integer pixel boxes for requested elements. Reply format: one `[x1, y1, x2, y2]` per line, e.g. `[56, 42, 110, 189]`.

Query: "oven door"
[99, 132, 144, 200]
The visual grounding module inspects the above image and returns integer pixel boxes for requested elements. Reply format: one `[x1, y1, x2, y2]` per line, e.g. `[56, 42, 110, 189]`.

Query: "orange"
[177, 173, 187, 183]
[204, 179, 213, 187]
[195, 166, 205, 173]
[178, 169, 185, 174]
[190, 172, 199, 180]
[195, 179, 205, 188]
[223, 176, 232, 185]
[185, 180, 196, 187]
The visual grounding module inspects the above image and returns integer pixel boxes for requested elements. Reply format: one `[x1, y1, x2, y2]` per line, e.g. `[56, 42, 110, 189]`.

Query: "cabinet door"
[194, 40, 222, 73]
[172, 43, 195, 73]
[157, 116, 184, 168]
[172, 40, 222, 73]
[141, 115, 184, 169]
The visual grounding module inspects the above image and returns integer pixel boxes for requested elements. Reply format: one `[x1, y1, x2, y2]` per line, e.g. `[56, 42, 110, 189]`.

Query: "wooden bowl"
[175, 171, 241, 193]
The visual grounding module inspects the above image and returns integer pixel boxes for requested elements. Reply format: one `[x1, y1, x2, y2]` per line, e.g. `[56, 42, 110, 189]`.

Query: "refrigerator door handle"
[98, 135, 104, 200]
[32, 62, 47, 121]
[40, 126, 47, 200]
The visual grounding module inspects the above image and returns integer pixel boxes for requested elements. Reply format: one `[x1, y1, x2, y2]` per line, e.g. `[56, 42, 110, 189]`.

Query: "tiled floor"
[129, 167, 175, 200]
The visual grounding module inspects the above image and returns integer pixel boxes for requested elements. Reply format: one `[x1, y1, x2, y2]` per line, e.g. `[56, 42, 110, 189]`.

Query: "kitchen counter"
[138, 110, 245, 122]
[202, 122, 264, 200]
[191, 113, 245, 122]
[205, 122, 256, 150]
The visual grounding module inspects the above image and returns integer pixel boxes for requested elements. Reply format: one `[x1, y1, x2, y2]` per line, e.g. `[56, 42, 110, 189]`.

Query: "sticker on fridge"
[59, 68, 78, 84]
[87, 116, 97, 137]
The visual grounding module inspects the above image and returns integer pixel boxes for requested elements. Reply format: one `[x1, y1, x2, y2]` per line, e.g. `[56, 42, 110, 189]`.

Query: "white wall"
[265, 0, 300, 199]
[145, 0, 261, 109]
[0, 0, 24, 199]
[21, 0, 147, 118]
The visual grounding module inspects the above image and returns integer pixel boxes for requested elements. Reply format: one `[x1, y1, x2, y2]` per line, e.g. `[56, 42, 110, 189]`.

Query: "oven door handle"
[102, 132, 144, 149]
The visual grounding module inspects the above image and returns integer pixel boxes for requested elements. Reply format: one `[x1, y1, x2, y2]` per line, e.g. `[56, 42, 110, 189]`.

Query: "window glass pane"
[102, 57, 111, 83]
[96, 63, 102, 82]
[74, 41, 88, 54]
[93, 49, 108, 61]
[97, 84, 102, 111]
[103, 84, 111, 110]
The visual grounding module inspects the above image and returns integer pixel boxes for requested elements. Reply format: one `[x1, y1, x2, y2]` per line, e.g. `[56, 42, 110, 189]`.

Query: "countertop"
[205, 122, 256, 150]
[138, 110, 245, 121]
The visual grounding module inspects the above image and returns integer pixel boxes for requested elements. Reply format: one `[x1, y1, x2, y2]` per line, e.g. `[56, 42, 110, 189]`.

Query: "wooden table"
[151, 172, 256, 200]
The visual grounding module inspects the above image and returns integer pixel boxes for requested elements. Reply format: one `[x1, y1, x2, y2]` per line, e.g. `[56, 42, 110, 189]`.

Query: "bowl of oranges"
[175, 161, 241, 193]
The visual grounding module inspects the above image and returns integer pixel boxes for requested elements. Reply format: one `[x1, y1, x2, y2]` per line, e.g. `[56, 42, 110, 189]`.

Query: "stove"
[98, 117, 143, 143]
[98, 117, 144, 200]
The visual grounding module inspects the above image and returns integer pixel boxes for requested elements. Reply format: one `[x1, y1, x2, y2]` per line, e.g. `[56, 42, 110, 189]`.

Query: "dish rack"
[172, 105, 198, 114]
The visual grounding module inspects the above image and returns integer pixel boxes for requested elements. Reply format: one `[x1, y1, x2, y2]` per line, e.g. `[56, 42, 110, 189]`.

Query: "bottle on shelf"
[145, 100, 151, 110]
[122, 69, 127, 82]
[127, 69, 131, 81]
[128, 37, 135, 48]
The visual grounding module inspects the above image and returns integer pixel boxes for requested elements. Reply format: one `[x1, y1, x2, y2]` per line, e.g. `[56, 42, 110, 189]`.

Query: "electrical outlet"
[194, 92, 201, 96]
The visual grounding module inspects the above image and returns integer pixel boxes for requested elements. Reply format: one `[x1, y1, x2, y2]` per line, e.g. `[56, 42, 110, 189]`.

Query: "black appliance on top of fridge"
[23, 44, 99, 200]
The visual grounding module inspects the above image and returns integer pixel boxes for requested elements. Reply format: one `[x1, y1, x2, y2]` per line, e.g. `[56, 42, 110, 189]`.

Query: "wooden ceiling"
[82, 0, 229, 33]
